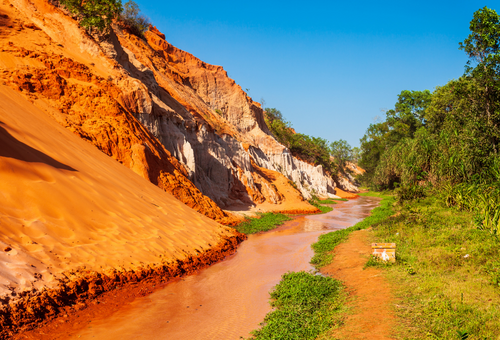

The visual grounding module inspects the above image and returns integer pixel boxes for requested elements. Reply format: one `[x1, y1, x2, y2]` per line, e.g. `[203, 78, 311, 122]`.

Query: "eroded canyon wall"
[0, 0, 347, 335]
[2, 0, 342, 210]
[110, 24, 338, 204]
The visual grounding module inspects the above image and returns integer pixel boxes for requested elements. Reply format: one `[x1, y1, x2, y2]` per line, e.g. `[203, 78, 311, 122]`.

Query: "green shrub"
[60, 0, 122, 31]
[121, 0, 150, 38]
[395, 183, 427, 202]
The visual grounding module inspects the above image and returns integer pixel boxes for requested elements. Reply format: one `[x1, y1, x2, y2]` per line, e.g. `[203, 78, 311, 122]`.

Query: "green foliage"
[121, 0, 150, 37]
[358, 121, 389, 187]
[385, 89, 432, 142]
[394, 183, 428, 202]
[247, 271, 345, 340]
[264, 107, 337, 175]
[330, 139, 352, 171]
[442, 181, 500, 236]
[369, 195, 500, 339]
[359, 6, 500, 208]
[364, 255, 393, 269]
[234, 212, 292, 234]
[350, 146, 361, 163]
[308, 195, 334, 214]
[459, 7, 500, 78]
[59, 0, 122, 31]
[310, 194, 395, 268]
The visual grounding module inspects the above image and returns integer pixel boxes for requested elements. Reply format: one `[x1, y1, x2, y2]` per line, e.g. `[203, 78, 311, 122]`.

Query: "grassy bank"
[247, 193, 393, 339]
[247, 271, 346, 340]
[234, 213, 292, 234]
[308, 196, 347, 214]
[234, 197, 343, 235]
[369, 194, 500, 339]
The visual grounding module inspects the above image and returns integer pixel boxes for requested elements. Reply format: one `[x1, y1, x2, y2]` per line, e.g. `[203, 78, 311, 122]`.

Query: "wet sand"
[69, 197, 380, 340]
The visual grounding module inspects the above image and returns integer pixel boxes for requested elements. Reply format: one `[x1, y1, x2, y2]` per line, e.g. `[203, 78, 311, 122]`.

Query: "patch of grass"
[308, 196, 336, 214]
[316, 205, 334, 214]
[310, 194, 395, 269]
[358, 191, 392, 198]
[247, 271, 346, 340]
[318, 198, 348, 204]
[370, 195, 500, 339]
[234, 212, 292, 234]
[363, 255, 394, 270]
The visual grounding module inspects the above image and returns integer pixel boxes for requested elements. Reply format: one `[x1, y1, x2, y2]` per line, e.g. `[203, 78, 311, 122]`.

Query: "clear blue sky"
[133, 1, 498, 147]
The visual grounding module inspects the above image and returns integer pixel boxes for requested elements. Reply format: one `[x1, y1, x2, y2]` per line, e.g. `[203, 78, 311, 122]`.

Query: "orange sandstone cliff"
[0, 0, 346, 335]
[0, 84, 246, 337]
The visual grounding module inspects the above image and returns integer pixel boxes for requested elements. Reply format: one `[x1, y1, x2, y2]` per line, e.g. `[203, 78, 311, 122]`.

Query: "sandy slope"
[0, 86, 244, 335]
[0, 0, 240, 225]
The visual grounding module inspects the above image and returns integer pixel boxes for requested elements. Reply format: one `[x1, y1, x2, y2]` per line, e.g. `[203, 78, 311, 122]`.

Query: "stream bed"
[71, 197, 380, 340]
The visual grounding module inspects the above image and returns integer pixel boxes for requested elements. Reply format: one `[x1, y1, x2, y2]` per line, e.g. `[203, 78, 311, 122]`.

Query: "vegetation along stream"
[68, 197, 380, 340]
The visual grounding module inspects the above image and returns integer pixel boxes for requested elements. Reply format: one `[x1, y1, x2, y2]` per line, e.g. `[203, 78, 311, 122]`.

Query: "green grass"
[247, 192, 392, 340]
[234, 212, 292, 234]
[370, 195, 500, 339]
[308, 196, 341, 214]
[358, 191, 393, 198]
[247, 271, 346, 340]
[316, 205, 334, 214]
[310, 194, 395, 269]
[318, 198, 348, 204]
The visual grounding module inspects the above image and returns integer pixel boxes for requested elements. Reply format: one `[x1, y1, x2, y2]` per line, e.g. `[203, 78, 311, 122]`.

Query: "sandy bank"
[0, 86, 245, 338]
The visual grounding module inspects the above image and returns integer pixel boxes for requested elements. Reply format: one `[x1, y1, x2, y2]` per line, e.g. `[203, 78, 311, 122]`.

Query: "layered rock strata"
[109, 22, 338, 204]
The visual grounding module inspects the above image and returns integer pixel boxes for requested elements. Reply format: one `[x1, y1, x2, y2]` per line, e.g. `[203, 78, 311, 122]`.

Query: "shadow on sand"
[0, 121, 77, 171]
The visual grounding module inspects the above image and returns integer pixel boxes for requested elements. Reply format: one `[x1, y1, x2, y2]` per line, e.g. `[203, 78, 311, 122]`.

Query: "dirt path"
[322, 228, 396, 339]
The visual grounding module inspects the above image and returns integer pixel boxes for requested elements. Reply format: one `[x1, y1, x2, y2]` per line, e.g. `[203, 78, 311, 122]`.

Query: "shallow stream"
[71, 197, 380, 340]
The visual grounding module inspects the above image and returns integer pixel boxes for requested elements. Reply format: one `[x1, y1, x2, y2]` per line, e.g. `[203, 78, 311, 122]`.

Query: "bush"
[59, 0, 122, 31]
[121, 0, 150, 38]
[395, 183, 427, 202]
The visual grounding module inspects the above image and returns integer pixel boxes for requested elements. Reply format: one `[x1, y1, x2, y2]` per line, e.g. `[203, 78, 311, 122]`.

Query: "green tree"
[60, 0, 122, 31]
[264, 107, 335, 174]
[359, 121, 389, 185]
[458, 6, 500, 152]
[385, 89, 432, 145]
[121, 0, 150, 37]
[330, 139, 352, 171]
[350, 147, 361, 163]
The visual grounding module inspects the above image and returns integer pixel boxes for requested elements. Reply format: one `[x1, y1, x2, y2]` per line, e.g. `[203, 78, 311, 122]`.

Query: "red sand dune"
[0, 85, 245, 337]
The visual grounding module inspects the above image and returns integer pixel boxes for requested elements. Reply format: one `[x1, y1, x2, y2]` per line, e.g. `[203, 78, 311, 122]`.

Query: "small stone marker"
[371, 243, 396, 262]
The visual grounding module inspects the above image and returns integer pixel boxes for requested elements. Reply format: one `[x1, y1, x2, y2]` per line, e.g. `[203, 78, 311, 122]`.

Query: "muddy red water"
[69, 197, 380, 340]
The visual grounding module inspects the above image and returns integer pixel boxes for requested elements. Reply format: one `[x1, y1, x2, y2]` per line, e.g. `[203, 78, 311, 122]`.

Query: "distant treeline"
[263, 107, 359, 177]
[359, 7, 500, 233]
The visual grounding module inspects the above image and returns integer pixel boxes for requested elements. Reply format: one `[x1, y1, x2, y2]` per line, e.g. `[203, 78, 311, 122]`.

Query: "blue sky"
[133, 1, 498, 147]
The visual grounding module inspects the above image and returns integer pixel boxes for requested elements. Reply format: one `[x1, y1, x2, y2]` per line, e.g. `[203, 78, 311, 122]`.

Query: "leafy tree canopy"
[459, 6, 500, 76]
[330, 139, 352, 170]
[358, 6, 500, 192]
